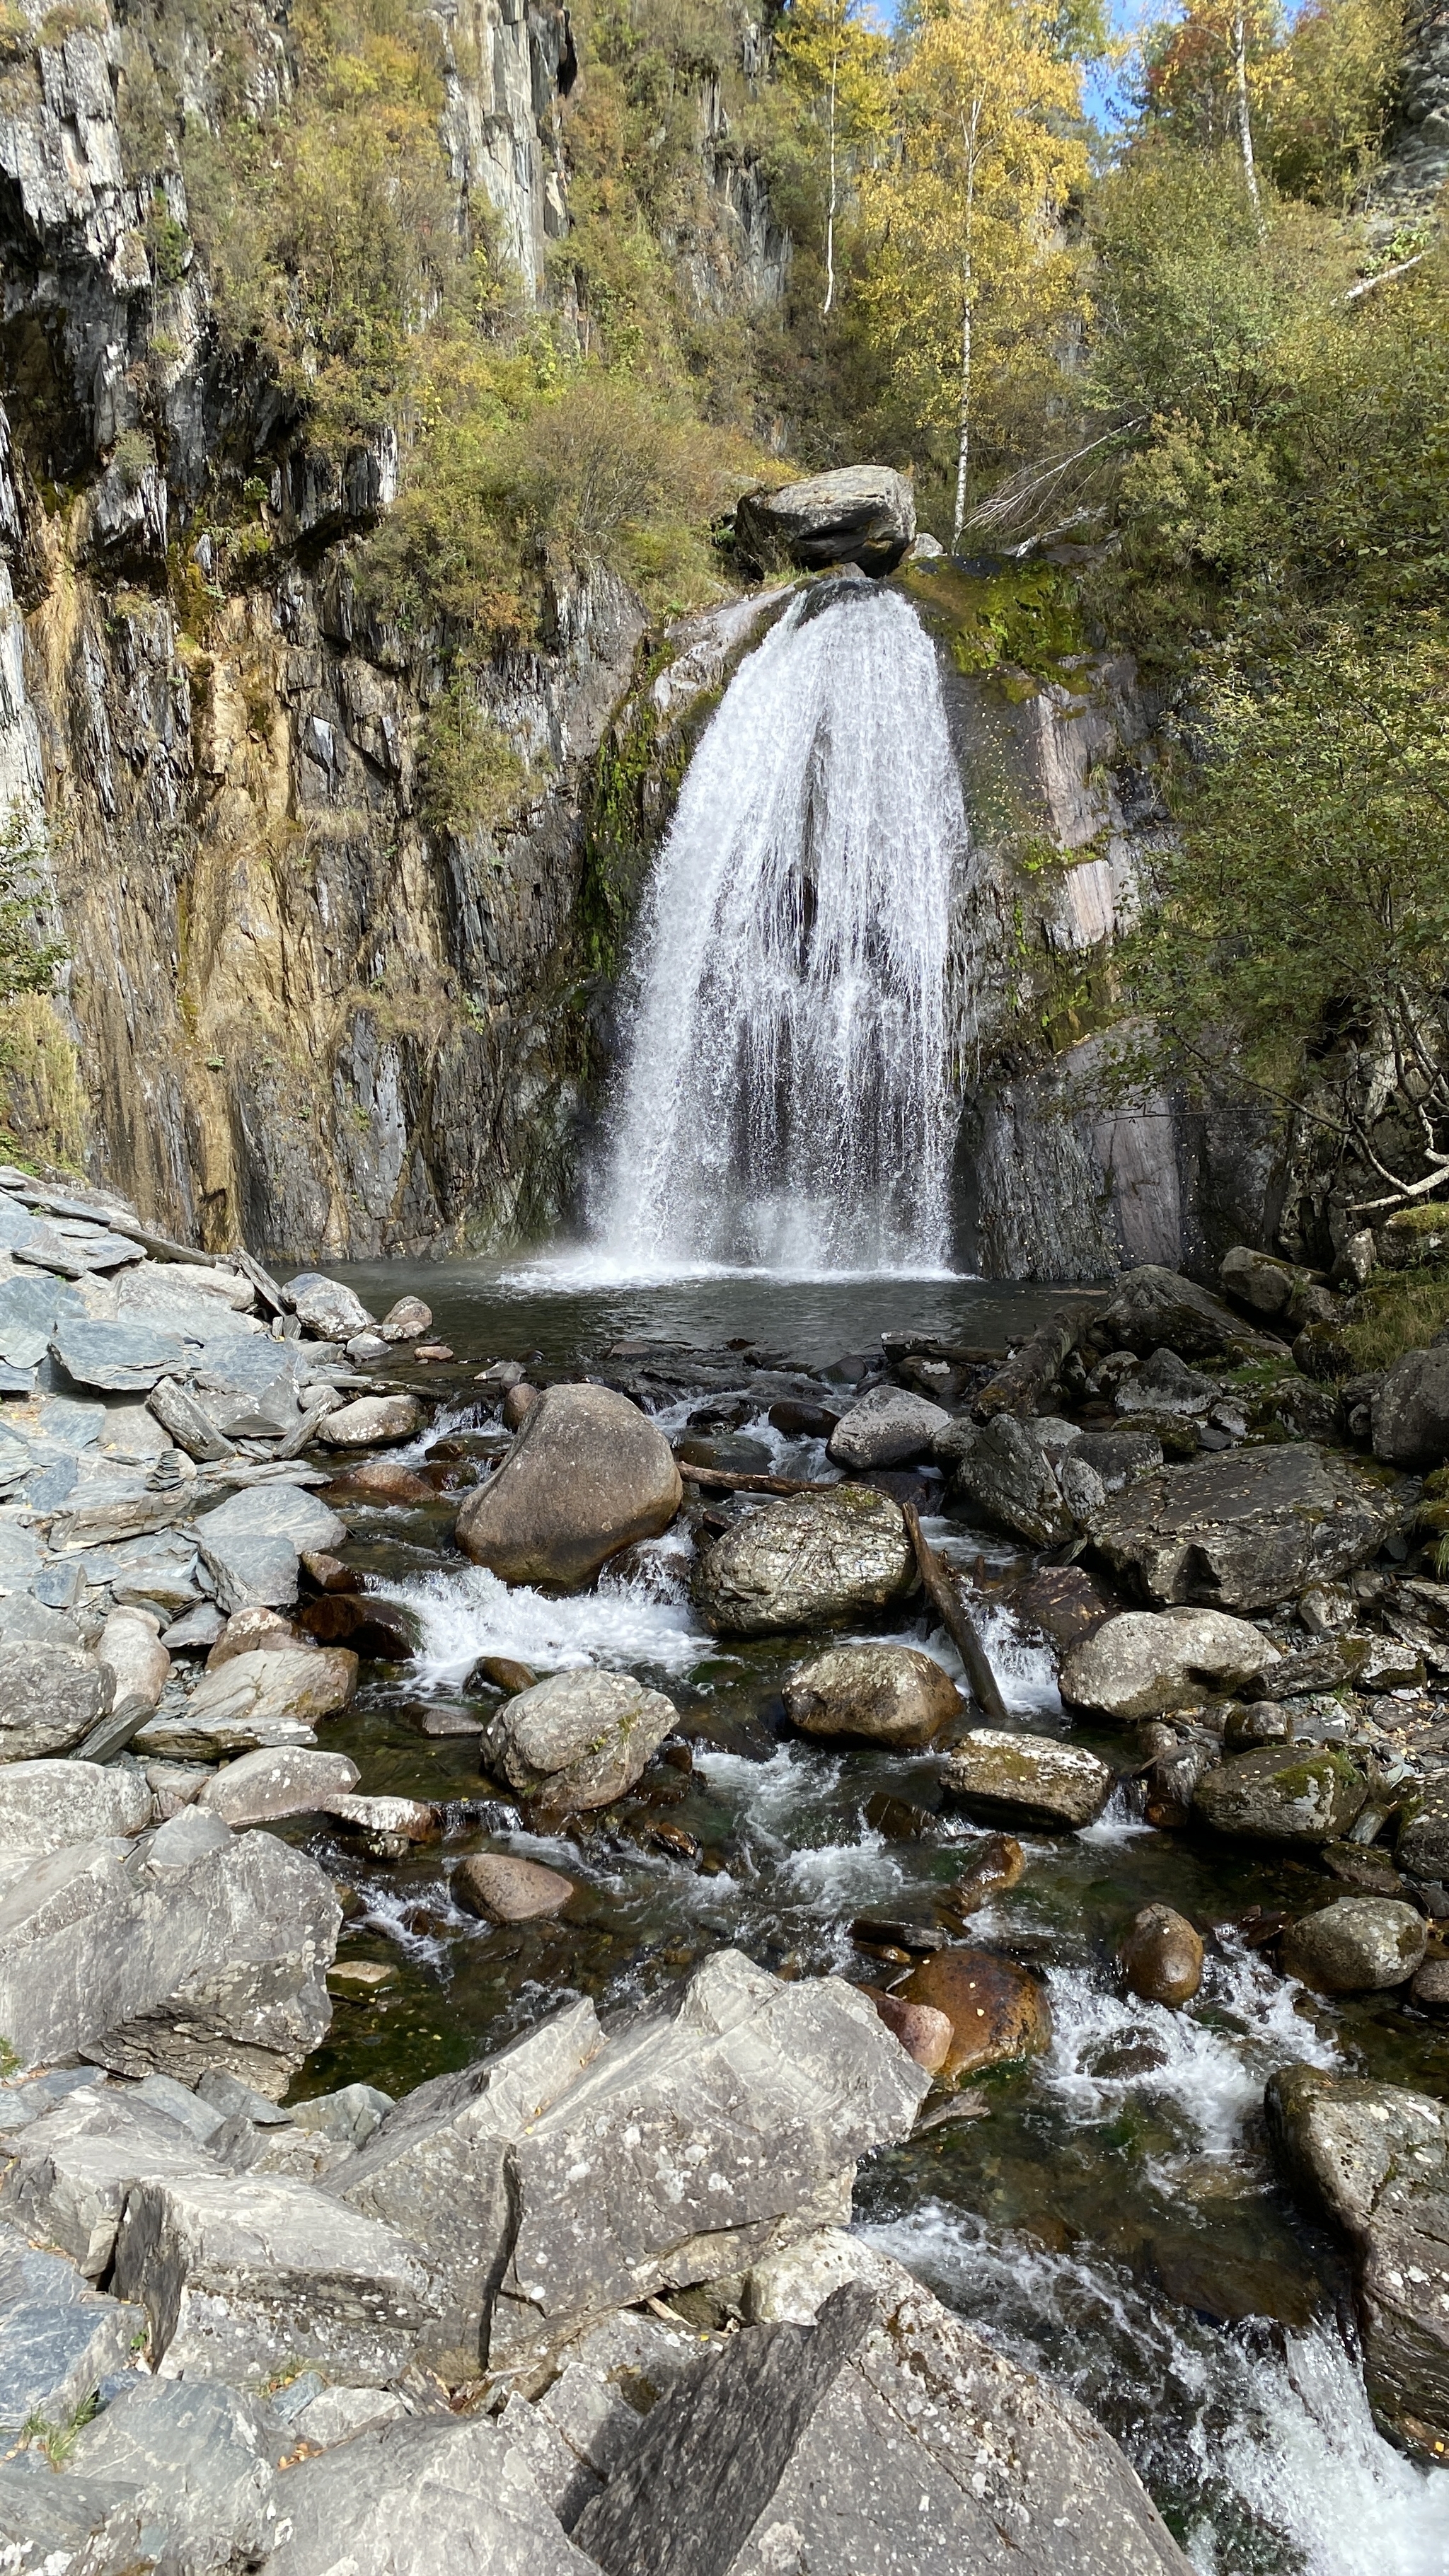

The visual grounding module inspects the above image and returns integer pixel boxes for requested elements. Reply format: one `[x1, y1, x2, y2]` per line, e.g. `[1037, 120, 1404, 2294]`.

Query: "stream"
[272, 1259, 1447, 2576]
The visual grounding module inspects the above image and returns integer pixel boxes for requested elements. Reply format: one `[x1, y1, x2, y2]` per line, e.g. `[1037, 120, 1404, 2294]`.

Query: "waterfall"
[591, 582, 969, 1278]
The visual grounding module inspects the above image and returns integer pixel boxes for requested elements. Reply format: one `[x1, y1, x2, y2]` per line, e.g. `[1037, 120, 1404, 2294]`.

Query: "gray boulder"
[1092, 1264, 1281, 1365]
[68, 2376, 284, 2576]
[318, 1393, 423, 1446]
[940, 1729, 1114, 1830]
[0, 1757, 151, 1853]
[456, 1383, 682, 1587]
[695, 1486, 913, 1637]
[573, 2267, 1191, 2576]
[112, 2167, 437, 2385]
[490, 1949, 928, 2372]
[1372, 1343, 1449, 1468]
[1266, 2065, 1449, 2454]
[1061, 1607, 1278, 1722]
[136, 1646, 357, 1760]
[1220, 1245, 1300, 1319]
[784, 1644, 959, 1747]
[287, 1273, 376, 1340]
[96, 1604, 170, 1725]
[1, 2084, 218, 2275]
[262, 2417, 596, 2576]
[197, 1480, 348, 1557]
[336, 1999, 603, 2383]
[733, 466, 916, 577]
[0, 2219, 143, 2437]
[1192, 1743, 1368, 1844]
[1281, 1897, 1427, 1990]
[494, 1670, 679, 1815]
[196, 1745, 362, 1827]
[826, 1384, 950, 1470]
[0, 1827, 339, 2089]
[1114, 1347, 1220, 1417]
[50, 1317, 189, 1392]
[0, 2460, 149, 2570]
[0, 1639, 114, 1759]
[1398, 1773, 1449, 1878]
[380, 1295, 432, 1341]
[935, 1414, 1073, 1546]
[1086, 1443, 1402, 1611]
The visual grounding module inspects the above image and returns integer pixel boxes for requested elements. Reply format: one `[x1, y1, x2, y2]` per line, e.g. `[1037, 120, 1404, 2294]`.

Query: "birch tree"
[776, 0, 888, 320]
[860, 0, 1086, 547]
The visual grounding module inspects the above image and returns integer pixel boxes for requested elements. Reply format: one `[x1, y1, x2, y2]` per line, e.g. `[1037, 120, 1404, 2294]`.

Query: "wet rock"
[207, 1605, 304, 1666]
[197, 1745, 362, 1827]
[504, 1381, 541, 1430]
[453, 1852, 576, 1922]
[113, 2166, 437, 2385]
[324, 1792, 441, 1859]
[297, 1589, 417, 1656]
[263, 2416, 596, 2576]
[1118, 1904, 1204, 2005]
[768, 1397, 840, 1437]
[491, 1951, 928, 2371]
[1266, 2064, 1449, 2454]
[1220, 1245, 1300, 1319]
[1115, 1347, 1220, 1418]
[1281, 1897, 1427, 1991]
[302, 1549, 362, 1592]
[827, 1382, 951, 1469]
[1062, 1607, 1277, 1722]
[67, 2376, 283, 2576]
[942, 1833, 1025, 1917]
[456, 1383, 683, 1587]
[0, 1757, 150, 1853]
[1069, 1427, 1165, 1491]
[1373, 1344, 1449, 1469]
[1092, 1264, 1281, 1365]
[896, 1946, 1051, 2080]
[50, 1317, 189, 1392]
[471, 1653, 539, 1694]
[695, 1484, 913, 1636]
[494, 1670, 678, 1815]
[379, 1295, 432, 1341]
[137, 1646, 357, 1758]
[0, 2220, 143, 2437]
[941, 1730, 1114, 1830]
[1318, 1837, 1406, 1896]
[1086, 1443, 1402, 1612]
[934, 1412, 1073, 1546]
[287, 1273, 376, 1340]
[325, 1455, 434, 1501]
[784, 1643, 960, 1747]
[733, 465, 916, 576]
[1410, 1956, 1449, 2011]
[867, 1990, 954, 2073]
[1399, 1774, 1449, 1878]
[197, 1483, 348, 1615]
[320, 1392, 425, 1446]
[576, 2262, 1191, 2576]
[1009, 1562, 1117, 1653]
[0, 1639, 114, 1759]
[1193, 1743, 1368, 1844]
[336, 2001, 604, 2382]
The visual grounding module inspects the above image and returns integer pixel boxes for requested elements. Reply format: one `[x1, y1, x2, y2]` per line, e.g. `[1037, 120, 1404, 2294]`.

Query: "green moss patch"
[894, 557, 1089, 696]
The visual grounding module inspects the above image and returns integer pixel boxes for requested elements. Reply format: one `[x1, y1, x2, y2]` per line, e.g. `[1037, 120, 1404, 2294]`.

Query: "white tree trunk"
[1232, 14, 1262, 219]
[822, 49, 838, 318]
[952, 283, 971, 550]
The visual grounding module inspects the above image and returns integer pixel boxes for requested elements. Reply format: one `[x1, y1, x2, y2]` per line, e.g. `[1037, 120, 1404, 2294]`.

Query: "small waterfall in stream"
[591, 581, 969, 1277]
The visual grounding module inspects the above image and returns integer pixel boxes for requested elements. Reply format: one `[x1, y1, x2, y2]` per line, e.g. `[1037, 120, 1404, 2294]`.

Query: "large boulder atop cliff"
[733, 466, 916, 577]
[456, 1383, 682, 1587]
[1085, 1442, 1402, 1610]
[492, 1670, 679, 1815]
[1192, 1742, 1368, 1844]
[784, 1643, 959, 1746]
[1093, 1264, 1282, 1365]
[695, 1485, 914, 1636]
[1061, 1606, 1278, 1721]
[574, 2268, 1191, 2576]
[1266, 2065, 1449, 2454]
[1371, 1343, 1449, 1468]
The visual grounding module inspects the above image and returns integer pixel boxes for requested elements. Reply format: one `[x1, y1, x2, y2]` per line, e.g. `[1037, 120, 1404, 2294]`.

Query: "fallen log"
[676, 1459, 837, 1497]
[902, 1502, 1011, 1728]
[971, 1310, 1085, 1423]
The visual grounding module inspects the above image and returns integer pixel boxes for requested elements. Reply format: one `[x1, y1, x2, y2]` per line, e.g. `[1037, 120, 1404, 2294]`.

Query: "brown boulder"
[206, 1607, 305, 1669]
[454, 1382, 682, 1587]
[298, 1593, 416, 1658]
[1119, 1903, 1204, 2005]
[941, 1834, 1024, 1919]
[784, 1644, 960, 1748]
[899, 1946, 1052, 2081]
[326, 1460, 434, 1504]
[867, 1989, 954, 2074]
[502, 1382, 541, 1430]
[452, 1852, 575, 1922]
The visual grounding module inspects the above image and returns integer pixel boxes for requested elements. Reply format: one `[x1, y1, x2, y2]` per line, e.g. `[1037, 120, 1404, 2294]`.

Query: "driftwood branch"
[676, 1460, 838, 1496]
[972, 1310, 1086, 1422]
[902, 1502, 1010, 1726]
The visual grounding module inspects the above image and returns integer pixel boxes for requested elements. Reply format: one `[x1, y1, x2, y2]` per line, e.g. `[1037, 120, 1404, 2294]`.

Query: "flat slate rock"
[1086, 1443, 1403, 1612]
[50, 1318, 190, 1392]
[0, 2219, 144, 2435]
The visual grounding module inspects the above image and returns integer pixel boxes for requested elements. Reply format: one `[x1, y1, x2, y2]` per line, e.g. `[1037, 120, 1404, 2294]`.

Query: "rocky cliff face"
[1366, 0, 1449, 226]
[0, 0, 781, 1259]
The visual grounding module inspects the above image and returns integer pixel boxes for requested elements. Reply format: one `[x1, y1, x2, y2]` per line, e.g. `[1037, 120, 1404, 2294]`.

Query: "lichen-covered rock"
[733, 466, 915, 577]
[494, 1670, 678, 1815]
[1092, 1264, 1281, 1365]
[1086, 1443, 1402, 1612]
[1220, 1245, 1299, 1319]
[196, 1745, 361, 1827]
[695, 1485, 913, 1637]
[784, 1644, 959, 1747]
[940, 1730, 1113, 1830]
[1280, 1898, 1427, 1992]
[456, 1383, 682, 1587]
[0, 1639, 114, 1760]
[1192, 1743, 1368, 1844]
[826, 1384, 950, 1469]
[935, 1412, 1073, 1547]
[1061, 1607, 1277, 1722]
[1266, 2065, 1449, 2454]
[1372, 1343, 1449, 1469]
[0, 1757, 150, 1853]
[1397, 1772, 1449, 1879]
[319, 1392, 424, 1446]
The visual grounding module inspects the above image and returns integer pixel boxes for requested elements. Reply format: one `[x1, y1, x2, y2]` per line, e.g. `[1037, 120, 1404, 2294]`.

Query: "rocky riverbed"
[1, 1203, 1448, 2570]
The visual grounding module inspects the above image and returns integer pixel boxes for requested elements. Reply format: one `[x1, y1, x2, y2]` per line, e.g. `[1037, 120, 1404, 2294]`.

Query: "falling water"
[591, 580, 969, 1276]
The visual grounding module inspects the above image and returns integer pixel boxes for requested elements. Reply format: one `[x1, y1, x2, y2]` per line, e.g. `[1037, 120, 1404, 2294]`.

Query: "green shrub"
[417, 682, 529, 839]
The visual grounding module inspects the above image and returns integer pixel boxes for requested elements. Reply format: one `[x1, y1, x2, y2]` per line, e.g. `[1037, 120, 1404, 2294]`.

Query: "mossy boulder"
[1193, 1743, 1368, 1844]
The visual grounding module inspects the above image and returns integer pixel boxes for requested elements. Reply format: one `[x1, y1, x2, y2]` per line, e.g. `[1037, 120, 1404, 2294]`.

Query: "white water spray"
[591, 582, 969, 1277]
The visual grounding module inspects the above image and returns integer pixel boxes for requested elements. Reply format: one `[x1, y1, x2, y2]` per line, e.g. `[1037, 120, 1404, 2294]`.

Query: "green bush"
[417, 682, 529, 840]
